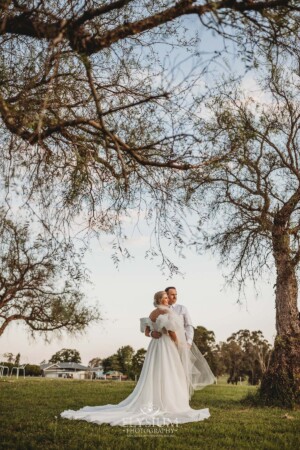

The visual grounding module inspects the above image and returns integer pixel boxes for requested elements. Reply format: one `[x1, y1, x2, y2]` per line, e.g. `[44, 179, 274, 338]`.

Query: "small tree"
[88, 357, 102, 368]
[26, 365, 42, 377]
[193, 325, 218, 373]
[220, 340, 245, 384]
[49, 348, 81, 364]
[194, 326, 216, 355]
[0, 210, 100, 337]
[102, 346, 135, 376]
[14, 353, 21, 366]
[102, 354, 121, 373]
[3, 352, 14, 363]
[131, 348, 147, 378]
[116, 345, 135, 376]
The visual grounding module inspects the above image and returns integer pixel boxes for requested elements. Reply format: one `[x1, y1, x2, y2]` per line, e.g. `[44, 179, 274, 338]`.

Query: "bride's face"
[160, 293, 169, 306]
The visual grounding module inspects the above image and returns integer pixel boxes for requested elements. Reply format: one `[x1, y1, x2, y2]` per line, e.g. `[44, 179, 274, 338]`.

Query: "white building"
[40, 362, 88, 379]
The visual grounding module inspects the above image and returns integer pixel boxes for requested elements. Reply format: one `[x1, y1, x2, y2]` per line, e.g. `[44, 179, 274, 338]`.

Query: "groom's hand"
[151, 331, 162, 339]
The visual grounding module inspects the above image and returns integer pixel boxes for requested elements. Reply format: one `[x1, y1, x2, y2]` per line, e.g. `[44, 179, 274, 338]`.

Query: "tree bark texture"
[260, 215, 300, 406]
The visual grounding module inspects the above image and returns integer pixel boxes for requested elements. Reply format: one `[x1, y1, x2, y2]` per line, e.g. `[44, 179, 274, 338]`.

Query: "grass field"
[0, 377, 299, 450]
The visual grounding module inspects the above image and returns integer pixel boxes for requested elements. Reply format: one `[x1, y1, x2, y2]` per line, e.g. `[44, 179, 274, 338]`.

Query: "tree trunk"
[260, 225, 300, 407]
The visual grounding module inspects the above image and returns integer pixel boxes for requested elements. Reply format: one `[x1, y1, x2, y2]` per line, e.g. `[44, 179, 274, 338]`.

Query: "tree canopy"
[0, 1, 299, 252]
[1, 2, 300, 404]
[186, 54, 300, 405]
[88, 357, 102, 368]
[188, 60, 300, 297]
[0, 209, 100, 337]
[49, 348, 82, 363]
[225, 330, 272, 384]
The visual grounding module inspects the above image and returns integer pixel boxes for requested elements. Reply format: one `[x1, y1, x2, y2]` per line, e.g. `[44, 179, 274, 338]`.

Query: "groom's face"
[167, 288, 177, 305]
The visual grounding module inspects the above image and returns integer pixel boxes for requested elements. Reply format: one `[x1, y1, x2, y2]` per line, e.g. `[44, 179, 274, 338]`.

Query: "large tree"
[187, 60, 300, 405]
[0, 209, 100, 337]
[0, 1, 299, 257]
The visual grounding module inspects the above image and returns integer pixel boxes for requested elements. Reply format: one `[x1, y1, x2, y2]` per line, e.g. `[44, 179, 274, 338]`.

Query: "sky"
[0, 230, 278, 366]
[0, 14, 288, 367]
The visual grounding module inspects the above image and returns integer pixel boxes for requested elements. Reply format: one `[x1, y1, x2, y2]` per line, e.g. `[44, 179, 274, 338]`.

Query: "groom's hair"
[165, 286, 176, 293]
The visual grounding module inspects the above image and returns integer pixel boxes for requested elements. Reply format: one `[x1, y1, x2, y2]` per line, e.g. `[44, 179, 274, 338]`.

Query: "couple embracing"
[61, 287, 216, 426]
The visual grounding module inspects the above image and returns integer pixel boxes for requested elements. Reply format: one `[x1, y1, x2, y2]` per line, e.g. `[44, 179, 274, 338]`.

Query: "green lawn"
[0, 377, 299, 450]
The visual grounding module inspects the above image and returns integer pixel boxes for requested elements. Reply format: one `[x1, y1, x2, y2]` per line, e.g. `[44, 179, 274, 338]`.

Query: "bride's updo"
[153, 291, 166, 307]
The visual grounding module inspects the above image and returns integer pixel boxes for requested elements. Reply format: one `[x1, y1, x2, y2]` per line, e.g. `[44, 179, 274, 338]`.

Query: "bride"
[61, 291, 215, 426]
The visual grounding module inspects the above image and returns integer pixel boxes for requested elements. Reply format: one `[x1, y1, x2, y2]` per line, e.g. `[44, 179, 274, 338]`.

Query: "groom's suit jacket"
[169, 303, 194, 345]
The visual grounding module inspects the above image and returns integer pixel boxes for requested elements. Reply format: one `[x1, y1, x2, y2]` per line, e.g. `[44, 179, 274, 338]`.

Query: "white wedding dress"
[61, 306, 215, 426]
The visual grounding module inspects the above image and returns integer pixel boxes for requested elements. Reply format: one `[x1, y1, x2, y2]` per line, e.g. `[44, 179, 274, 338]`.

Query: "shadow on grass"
[241, 389, 300, 410]
[190, 386, 257, 410]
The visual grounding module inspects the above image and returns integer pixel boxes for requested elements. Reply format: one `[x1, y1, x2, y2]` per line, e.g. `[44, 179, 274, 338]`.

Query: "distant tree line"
[194, 328, 272, 385]
[1, 352, 41, 376]
[99, 328, 272, 384]
[2, 327, 272, 382]
[94, 327, 272, 384]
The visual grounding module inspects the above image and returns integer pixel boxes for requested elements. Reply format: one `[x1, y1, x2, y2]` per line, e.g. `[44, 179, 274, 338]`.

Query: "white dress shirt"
[169, 303, 194, 345]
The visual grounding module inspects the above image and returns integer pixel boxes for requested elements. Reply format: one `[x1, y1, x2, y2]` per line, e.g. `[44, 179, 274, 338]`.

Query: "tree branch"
[1, 0, 296, 56]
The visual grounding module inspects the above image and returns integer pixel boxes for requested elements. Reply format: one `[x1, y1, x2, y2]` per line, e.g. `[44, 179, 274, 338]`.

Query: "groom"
[145, 286, 194, 347]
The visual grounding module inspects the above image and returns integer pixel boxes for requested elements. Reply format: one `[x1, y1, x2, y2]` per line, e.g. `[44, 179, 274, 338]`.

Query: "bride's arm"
[145, 325, 162, 339]
[168, 330, 178, 345]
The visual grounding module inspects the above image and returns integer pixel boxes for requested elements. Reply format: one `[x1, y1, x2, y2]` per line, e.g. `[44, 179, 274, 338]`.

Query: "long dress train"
[61, 306, 215, 426]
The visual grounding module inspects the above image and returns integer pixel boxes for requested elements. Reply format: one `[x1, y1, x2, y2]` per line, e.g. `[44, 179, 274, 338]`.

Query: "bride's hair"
[153, 291, 166, 307]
